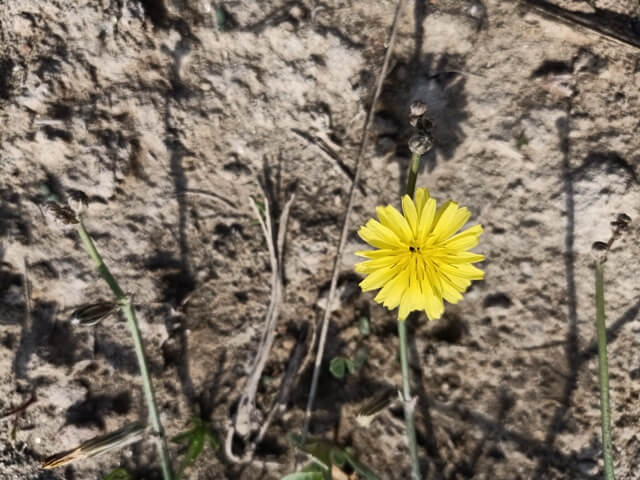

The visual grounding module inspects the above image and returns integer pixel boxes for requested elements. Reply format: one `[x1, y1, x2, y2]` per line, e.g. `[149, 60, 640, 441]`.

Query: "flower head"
[355, 188, 484, 321]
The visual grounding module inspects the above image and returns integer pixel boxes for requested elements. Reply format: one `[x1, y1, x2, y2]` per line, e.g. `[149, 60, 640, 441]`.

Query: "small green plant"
[103, 467, 134, 480]
[514, 131, 529, 149]
[171, 417, 219, 479]
[43, 194, 174, 480]
[329, 349, 367, 380]
[329, 316, 370, 380]
[283, 434, 380, 480]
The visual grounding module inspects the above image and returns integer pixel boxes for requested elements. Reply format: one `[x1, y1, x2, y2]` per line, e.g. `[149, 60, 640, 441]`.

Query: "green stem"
[77, 220, 175, 480]
[398, 320, 421, 480]
[395, 150, 423, 479]
[406, 152, 421, 199]
[595, 261, 615, 480]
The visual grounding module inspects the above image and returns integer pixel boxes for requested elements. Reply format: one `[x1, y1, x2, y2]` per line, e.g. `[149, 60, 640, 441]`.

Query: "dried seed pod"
[615, 213, 631, 229]
[592, 241, 608, 252]
[408, 133, 433, 155]
[355, 387, 396, 428]
[408, 101, 428, 127]
[43, 201, 79, 225]
[67, 189, 89, 215]
[70, 301, 118, 327]
[42, 422, 145, 469]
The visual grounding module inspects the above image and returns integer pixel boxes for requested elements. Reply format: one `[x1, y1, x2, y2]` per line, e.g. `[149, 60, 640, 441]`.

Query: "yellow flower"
[355, 188, 484, 321]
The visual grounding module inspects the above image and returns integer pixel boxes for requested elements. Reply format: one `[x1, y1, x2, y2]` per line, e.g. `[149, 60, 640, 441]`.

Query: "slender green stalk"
[595, 261, 615, 480]
[398, 320, 421, 480]
[406, 152, 421, 200]
[395, 151, 422, 480]
[77, 220, 175, 480]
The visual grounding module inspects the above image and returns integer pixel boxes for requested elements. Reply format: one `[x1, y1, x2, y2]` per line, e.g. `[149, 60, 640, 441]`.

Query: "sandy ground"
[1, 0, 640, 479]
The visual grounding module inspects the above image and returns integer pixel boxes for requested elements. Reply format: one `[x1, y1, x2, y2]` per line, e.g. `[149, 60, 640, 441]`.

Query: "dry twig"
[521, 0, 640, 50]
[301, 0, 407, 440]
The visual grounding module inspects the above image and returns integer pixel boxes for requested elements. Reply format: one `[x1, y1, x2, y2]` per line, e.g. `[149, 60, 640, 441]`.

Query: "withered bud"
[409, 101, 428, 119]
[591, 241, 608, 263]
[67, 189, 89, 215]
[44, 201, 79, 225]
[613, 213, 631, 229]
[70, 301, 118, 327]
[592, 241, 608, 252]
[408, 133, 433, 155]
[409, 101, 435, 134]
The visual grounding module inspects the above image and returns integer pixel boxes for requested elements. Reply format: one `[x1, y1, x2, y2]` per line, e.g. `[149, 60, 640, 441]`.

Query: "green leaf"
[288, 434, 332, 471]
[289, 434, 381, 480]
[358, 316, 370, 336]
[329, 357, 346, 379]
[352, 347, 368, 370]
[103, 468, 133, 480]
[171, 428, 195, 444]
[345, 358, 357, 375]
[215, 6, 227, 31]
[343, 449, 381, 480]
[205, 428, 220, 450]
[330, 447, 348, 467]
[176, 425, 205, 479]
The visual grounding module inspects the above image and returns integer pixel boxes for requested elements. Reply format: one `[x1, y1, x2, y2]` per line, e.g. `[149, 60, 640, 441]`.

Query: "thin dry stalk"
[254, 325, 309, 445]
[13, 258, 35, 380]
[225, 194, 295, 463]
[301, 0, 407, 441]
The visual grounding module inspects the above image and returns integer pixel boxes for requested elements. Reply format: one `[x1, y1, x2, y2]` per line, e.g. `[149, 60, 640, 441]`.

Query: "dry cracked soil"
[1, 0, 640, 479]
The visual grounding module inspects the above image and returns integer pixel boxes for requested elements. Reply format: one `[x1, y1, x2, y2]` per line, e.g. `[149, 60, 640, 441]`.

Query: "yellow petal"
[398, 269, 423, 320]
[416, 198, 436, 244]
[377, 205, 413, 244]
[375, 268, 410, 310]
[355, 249, 397, 259]
[453, 263, 485, 280]
[360, 263, 401, 291]
[435, 252, 484, 264]
[355, 254, 405, 274]
[401, 195, 419, 236]
[441, 276, 464, 304]
[431, 202, 470, 242]
[414, 188, 430, 217]
[423, 260, 442, 297]
[438, 267, 472, 291]
[423, 286, 444, 320]
[443, 225, 483, 251]
[358, 219, 403, 249]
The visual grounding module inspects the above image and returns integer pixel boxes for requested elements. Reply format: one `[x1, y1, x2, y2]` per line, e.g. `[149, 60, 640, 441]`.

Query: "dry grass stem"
[301, 0, 407, 441]
[225, 193, 295, 463]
